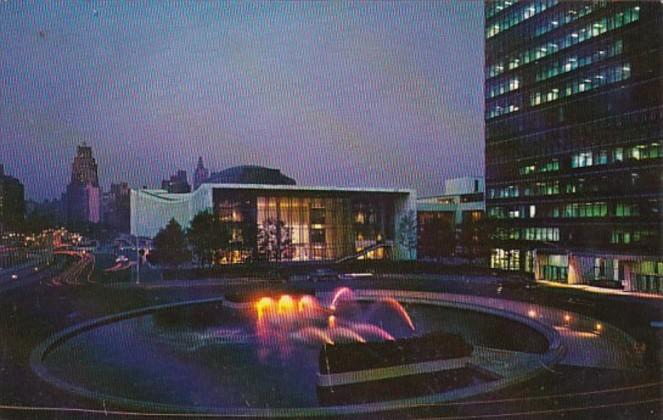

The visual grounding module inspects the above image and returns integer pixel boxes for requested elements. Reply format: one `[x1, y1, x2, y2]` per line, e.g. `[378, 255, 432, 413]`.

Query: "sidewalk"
[537, 280, 663, 300]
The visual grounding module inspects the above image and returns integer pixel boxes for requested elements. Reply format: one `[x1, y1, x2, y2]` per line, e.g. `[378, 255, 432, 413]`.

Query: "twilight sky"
[1, 1, 484, 201]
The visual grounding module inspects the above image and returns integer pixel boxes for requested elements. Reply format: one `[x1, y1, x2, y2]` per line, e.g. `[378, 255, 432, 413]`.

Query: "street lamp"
[135, 235, 140, 285]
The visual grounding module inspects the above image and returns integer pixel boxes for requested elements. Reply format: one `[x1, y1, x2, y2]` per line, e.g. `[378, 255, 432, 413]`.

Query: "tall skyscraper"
[193, 157, 209, 190]
[485, 2, 662, 293]
[161, 170, 191, 193]
[64, 143, 101, 224]
[0, 164, 25, 233]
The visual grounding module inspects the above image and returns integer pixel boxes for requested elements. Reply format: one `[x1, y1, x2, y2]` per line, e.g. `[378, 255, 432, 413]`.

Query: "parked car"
[307, 268, 339, 282]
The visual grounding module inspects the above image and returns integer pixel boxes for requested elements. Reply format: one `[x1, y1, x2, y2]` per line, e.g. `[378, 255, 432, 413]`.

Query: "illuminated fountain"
[32, 285, 559, 412]
[253, 288, 414, 349]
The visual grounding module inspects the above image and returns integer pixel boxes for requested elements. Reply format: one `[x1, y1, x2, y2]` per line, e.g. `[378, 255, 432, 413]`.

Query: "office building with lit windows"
[485, 1, 662, 293]
[131, 183, 417, 263]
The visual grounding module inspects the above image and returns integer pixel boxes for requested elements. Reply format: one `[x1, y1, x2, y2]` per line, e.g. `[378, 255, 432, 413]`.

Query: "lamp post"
[135, 235, 140, 285]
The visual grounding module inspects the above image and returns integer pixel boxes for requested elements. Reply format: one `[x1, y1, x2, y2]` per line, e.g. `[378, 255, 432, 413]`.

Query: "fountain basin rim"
[30, 291, 566, 417]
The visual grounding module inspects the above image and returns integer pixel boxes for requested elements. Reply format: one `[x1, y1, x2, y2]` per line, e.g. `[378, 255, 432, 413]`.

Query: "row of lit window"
[489, 180, 559, 199]
[486, 0, 558, 39]
[486, 0, 520, 20]
[492, 227, 560, 242]
[487, 6, 640, 79]
[486, 97, 522, 119]
[487, 76, 520, 99]
[489, 248, 526, 271]
[610, 229, 657, 245]
[535, 39, 622, 83]
[530, 62, 631, 107]
[487, 40, 623, 98]
[489, 202, 644, 219]
[531, 2, 606, 39]
[571, 142, 662, 168]
[637, 261, 663, 276]
[519, 159, 560, 175]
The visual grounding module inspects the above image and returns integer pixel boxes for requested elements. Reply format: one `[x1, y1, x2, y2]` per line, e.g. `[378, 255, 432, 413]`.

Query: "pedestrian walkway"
[538, 280, 663, 300]
[349, 290, 643, 372]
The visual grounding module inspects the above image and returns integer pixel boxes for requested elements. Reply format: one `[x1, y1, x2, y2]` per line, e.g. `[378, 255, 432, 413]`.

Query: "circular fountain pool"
[31, 289, 561, 416]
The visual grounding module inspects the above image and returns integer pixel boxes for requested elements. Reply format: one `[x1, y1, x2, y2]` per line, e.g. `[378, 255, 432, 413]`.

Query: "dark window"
[311, 228, 325, 244]
[311, 208, 325, 225]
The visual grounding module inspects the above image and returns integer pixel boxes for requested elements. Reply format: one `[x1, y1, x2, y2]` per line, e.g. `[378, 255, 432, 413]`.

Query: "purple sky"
[1, 1, 484, 201]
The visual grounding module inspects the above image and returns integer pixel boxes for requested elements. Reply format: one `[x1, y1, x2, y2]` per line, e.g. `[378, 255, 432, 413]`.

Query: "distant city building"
[0, 164, 25, 233]
[417, 177, 485, 260]
[193, 157, 209, 190]
[485, 2, 662, 293]
[205, 165, 296, 185]
[161, 170, 191, 194]
[64, 143, 101, 225]
[102, 182, 130, 232]
[131, 183, 416, 263]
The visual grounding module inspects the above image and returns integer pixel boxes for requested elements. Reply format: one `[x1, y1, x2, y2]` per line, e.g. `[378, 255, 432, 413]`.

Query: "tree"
[397, 210, 417, 259]
[256, 218, 294, 262]
[152, 218, 190, 267]
[187, 211, 232, 267]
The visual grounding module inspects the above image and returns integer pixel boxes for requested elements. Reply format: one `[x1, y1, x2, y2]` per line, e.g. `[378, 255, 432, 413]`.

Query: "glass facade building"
[212, 189, 396, 263]
[131, 184, 416, 263]
[485, 1, 663, 292]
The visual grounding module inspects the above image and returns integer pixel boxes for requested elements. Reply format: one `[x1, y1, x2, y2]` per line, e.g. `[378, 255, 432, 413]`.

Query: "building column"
[622, 261, 634, 292]
[533, 249, 542, 281]
[567, 254, 582, 285]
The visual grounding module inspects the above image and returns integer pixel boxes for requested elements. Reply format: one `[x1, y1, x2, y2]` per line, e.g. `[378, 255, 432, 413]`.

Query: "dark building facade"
[102, 182, 130, 232]
[0, 164, 25, 233]
[485, 2, 662, 293]
[417, 177, 486, 260]
[162, 170, 191, 193]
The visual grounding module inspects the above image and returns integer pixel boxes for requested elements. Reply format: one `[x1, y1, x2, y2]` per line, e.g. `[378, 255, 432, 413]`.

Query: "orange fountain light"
[298, 295, 316, 312]
[277, 295, 295, 314]
[328, 315, 336, 329]
[256, 297, 274, 319]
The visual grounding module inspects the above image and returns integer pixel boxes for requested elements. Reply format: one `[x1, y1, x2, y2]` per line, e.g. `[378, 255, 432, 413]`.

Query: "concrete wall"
[130, 187, 212, 237]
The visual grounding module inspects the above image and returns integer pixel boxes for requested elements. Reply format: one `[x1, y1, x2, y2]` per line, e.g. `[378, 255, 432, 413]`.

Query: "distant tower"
[193, 156, 209, 190]
[161, 169, 191, 193]
[64, 143, 101, 224]
[70, 142, 99, 187]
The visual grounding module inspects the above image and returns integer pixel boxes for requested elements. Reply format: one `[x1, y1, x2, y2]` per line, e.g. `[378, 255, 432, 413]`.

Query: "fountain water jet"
[291, 327, 334, 345]
[330, 287, 353, 310]
[278, 295, 295, 314]
[381, 298, 416, 331]
[256, 297, 275, 320]
[344, 322, 395, 341]
[327, 327, 366, 343]
[298, 295, 318, 312]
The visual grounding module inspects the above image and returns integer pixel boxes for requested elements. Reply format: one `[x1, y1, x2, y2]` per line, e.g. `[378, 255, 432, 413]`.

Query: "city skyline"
[1, 1, 484, 201]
